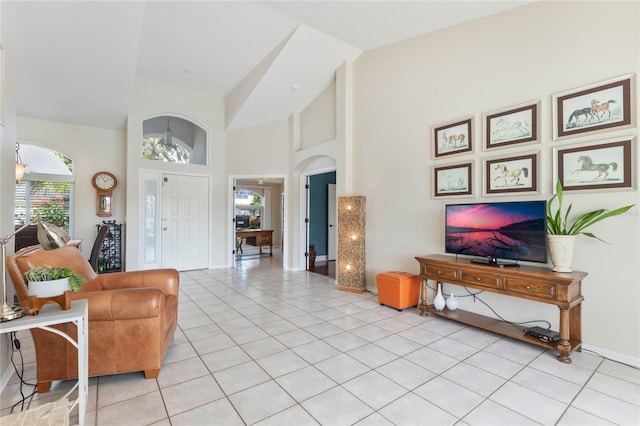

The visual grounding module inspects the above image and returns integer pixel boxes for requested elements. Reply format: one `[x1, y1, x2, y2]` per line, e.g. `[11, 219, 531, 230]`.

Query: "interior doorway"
[232, 176, 285, 266]
[306, 170, 336, 279]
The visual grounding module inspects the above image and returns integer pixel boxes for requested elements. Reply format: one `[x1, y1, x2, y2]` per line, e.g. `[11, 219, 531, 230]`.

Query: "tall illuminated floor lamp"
[0, 220, 70, 321]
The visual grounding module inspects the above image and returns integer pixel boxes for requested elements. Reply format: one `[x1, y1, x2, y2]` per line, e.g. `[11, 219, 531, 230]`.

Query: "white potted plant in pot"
[25, 265, 86, 297]
[546, 180, 635, 272]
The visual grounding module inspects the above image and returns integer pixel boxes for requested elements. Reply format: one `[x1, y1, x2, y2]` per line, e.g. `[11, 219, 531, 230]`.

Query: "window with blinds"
[14, 144, 74, 236]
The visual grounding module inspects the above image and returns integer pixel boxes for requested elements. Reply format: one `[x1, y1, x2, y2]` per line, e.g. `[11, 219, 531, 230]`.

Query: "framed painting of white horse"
[483, 100, 539, 150]
[553, 74, 634, 140]
[555, 137, 634, 192]
[433, 161, 473, 198]
[432, 116, 473, 159]
[484, 152, 538, 195]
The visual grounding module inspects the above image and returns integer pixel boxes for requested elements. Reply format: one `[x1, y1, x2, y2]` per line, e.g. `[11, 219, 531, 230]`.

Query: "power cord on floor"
[426, 282, 552, 329]
[6, 332, 37, 413]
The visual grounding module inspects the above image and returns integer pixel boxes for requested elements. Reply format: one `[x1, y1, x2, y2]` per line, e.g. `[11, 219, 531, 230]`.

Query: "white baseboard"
[582, 344, 640, 369]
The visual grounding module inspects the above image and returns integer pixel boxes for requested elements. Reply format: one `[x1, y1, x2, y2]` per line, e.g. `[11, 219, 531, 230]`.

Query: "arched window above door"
[142, 116, 208, 165]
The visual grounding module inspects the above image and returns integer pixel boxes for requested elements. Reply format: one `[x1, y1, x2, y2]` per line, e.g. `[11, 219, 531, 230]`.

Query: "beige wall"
[353, 1, 639, 363]
[126, 77, 227, 269]
[16, 117, 126, 258]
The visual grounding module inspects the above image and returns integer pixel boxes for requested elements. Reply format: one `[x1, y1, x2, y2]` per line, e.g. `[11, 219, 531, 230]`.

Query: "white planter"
[547, 235, 576, 273]
[28, 278, 71, 298]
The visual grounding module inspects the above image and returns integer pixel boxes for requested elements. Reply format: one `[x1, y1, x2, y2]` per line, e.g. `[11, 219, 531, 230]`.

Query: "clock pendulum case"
[91, 171, 118, 217]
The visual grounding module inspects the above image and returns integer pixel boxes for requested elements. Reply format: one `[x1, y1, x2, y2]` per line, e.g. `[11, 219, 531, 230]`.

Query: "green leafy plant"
[547, 180, 635, 243]
[24, 265, 86, 292]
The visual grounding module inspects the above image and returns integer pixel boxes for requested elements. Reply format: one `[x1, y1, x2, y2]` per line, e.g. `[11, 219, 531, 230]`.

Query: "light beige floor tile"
[343, 370, 408, 410]
[597, 358, 640, 385]
[228, 379, 296, 424]
[97, 390, 167, 426]
[511, 366, 581, 404]
[557, 406, 615, 425]
[157, 357, 209, 388]
[254, 404, 321, 425]
[378, 392, 457, 426]
[256, 349, 309, 377]
[463, 399, 538, 425]
[200, 346, 251, 372]
[442, 362, 506, 397]
[302, 387, 374, 426]
[414, 376, 484, 418]
[490, 381, 567, 424]
[170, 398, 244, 426]
[97, 372, 158, 408]
[292, 339, 341, 364]
[276, 365, 336, 402]
[161, 375, 224, 417]
[572, 387, 640, 425]
[376, 357, 436, 390]
[315, 353, 370, 384]
[213, 360, 270, 395]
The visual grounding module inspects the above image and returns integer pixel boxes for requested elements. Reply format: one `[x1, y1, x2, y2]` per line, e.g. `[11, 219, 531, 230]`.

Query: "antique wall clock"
[91, 171, 118, 217]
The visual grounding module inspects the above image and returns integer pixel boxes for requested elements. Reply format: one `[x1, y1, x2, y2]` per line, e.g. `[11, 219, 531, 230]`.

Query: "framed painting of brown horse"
[553, 74, 634, 140]
[432, 116, 473, 159]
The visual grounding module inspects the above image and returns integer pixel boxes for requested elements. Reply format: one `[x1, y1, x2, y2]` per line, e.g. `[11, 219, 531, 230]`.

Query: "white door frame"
[228, 174, 288, 268]
[138, 170, 210, 271]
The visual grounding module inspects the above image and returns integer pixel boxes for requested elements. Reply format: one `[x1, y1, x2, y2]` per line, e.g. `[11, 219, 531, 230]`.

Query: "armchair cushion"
[7, 244, 179, 392]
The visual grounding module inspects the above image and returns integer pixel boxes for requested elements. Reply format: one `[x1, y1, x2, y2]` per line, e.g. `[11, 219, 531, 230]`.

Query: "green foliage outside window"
[33, 200, 68, 227]
[143, 136, 190, 163]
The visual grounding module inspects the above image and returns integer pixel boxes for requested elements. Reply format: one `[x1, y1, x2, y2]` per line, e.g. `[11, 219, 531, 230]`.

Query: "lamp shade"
[36, 222, 70, 249]
[15, 163, 27, 180]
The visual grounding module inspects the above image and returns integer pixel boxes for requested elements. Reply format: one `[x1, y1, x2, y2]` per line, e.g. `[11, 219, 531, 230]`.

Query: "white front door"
[327, 184, 337, 260]
[161, 174, 209, 270]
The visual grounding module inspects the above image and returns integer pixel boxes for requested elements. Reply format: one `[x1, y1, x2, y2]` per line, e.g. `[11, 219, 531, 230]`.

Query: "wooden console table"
[415, 254, 587, 363]
[236, 229, 274, 256]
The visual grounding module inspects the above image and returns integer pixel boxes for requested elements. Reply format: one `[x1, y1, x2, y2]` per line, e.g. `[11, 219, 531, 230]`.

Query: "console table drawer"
[459, 270, 502, 289]
[424, 264, 457, 281]
[506, 277, 556, 300]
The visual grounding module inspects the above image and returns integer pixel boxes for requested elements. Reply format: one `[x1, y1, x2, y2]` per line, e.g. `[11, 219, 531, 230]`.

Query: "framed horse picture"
[432, 116, 473, 159]
[433, 161, 473, 198]
[483, 100, 539, 150]
[554, 137, 634, 192]
[552, 74, 634, 140]
[484, 152, 539, 195]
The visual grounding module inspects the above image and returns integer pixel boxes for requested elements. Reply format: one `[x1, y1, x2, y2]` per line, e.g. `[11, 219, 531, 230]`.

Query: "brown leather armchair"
[7, 244, 179, 393]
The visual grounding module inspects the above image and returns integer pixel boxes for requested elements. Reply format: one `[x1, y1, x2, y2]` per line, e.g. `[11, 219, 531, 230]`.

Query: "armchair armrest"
[88, 269, 179, 298]
[69, 288, 164, 321]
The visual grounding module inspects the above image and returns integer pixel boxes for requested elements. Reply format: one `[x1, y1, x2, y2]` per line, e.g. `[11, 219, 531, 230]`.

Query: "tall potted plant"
[546, 180, 635, 272]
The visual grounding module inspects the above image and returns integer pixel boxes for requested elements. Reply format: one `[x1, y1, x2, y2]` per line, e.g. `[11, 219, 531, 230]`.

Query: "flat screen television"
[445, 201, 547, 267]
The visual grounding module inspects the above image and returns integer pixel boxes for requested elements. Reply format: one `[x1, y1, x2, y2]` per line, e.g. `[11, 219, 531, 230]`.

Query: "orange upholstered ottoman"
[376, 271, 420, 311]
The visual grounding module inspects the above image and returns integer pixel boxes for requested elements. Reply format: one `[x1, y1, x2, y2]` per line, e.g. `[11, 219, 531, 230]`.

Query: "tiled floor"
[2, 254, 639, 425]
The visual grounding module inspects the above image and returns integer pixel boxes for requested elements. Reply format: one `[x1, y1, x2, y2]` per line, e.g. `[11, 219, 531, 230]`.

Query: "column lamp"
[1, 220, 70, 321]
[337, 196, 366, 293]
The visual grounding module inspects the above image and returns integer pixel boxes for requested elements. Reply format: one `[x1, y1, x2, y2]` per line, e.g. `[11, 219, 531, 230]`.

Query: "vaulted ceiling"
[2, 1, 533, 131]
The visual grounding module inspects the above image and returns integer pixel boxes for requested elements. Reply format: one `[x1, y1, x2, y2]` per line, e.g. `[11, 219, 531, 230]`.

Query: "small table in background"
[236, 229, 274, 256]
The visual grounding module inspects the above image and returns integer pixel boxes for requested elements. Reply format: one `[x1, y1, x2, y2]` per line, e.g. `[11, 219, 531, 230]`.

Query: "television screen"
[445, 201, 547, 266]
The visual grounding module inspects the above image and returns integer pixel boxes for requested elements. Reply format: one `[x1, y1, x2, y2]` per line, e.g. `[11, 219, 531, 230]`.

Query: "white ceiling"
[2, 1, 533, 131]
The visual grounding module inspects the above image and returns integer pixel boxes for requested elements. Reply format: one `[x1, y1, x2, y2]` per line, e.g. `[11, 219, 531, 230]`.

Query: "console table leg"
[557, 307, 572, 363]
[418, 278, 429, 316]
